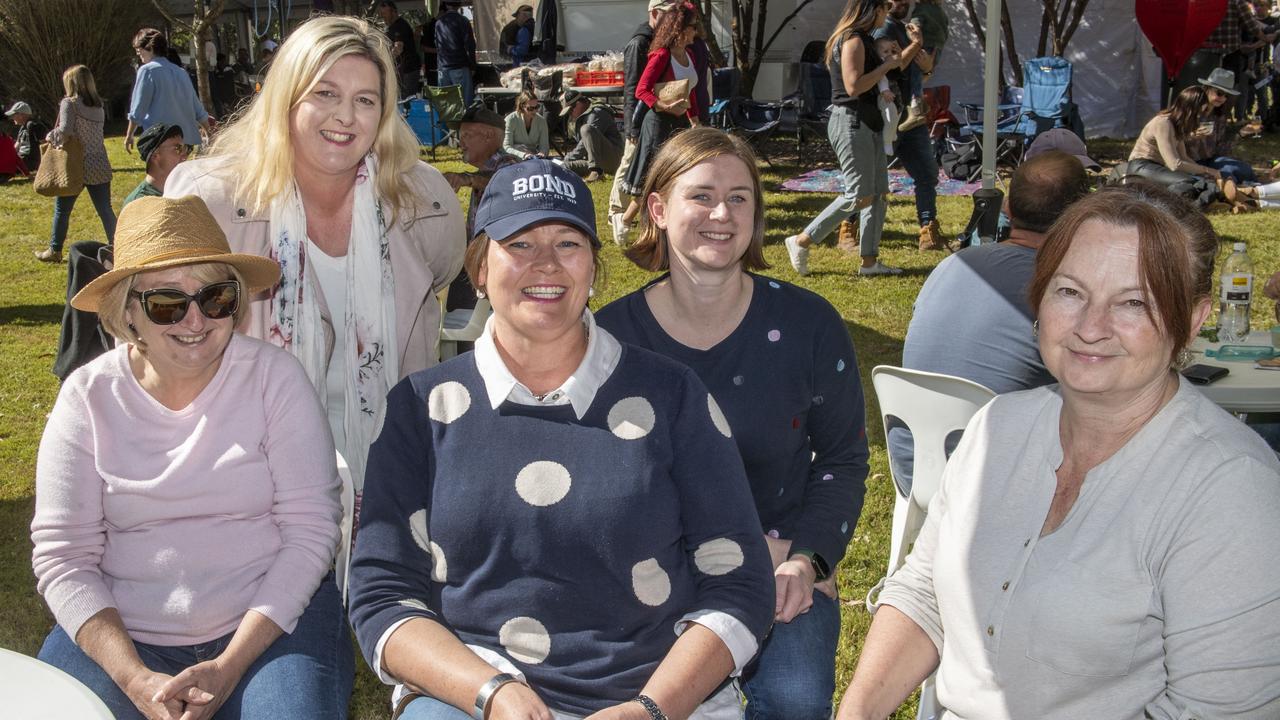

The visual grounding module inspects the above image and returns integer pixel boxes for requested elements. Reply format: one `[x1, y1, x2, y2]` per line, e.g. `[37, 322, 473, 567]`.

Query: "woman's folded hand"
[488, 681, 555, 720]
[153, 658, 241, 720]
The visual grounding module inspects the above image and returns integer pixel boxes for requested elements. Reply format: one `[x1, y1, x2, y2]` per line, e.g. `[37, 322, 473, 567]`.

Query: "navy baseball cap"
[474, 159, 600, 247]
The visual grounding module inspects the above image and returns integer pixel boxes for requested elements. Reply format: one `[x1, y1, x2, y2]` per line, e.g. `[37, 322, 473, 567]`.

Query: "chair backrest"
[439, 297, 492, 360]
[872, 366, 995, 512]
[1021, 56, 1072, 121]
[712, 67, 741, 104]
[335, 450, 355, 605]
[799, 62, 832, 117]
[425, 84, 466, 124]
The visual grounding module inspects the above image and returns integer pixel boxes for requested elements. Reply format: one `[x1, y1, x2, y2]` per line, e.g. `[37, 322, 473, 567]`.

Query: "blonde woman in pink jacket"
[166, 15, 466, 496]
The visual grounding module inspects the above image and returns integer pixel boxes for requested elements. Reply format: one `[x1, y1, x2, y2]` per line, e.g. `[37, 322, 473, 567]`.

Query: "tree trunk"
[151, 0, 227, 118]
[699, 0, 727, 67]
[1001, 1, 1022, 87]
[961, 0, 986, 47]
[734, 0, 815, 96]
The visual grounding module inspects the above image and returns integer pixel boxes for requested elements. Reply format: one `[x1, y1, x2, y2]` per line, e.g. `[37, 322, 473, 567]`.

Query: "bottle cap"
[1234, 242, 1247, 251]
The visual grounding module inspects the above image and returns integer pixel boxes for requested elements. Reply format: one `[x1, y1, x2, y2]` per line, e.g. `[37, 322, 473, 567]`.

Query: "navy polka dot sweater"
[348, 344, 775, 715]
[597, 274, 870, 573]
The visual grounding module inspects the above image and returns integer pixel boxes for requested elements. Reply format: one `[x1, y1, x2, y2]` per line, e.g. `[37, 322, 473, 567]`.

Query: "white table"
[1188, 330, 1280, 414]
[0, 647, 113, 718]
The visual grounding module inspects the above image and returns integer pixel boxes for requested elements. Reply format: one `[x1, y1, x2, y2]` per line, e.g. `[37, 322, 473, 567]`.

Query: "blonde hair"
[203, 15, 421, 220]
[102, 263, 246, 348]
[63, 65, 103, 107]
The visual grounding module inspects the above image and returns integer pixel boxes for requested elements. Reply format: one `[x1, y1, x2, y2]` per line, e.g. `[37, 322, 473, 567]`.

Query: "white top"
[669, 51, 698, 90]
[307, 238, 350, 456]
[878, 379, 1280, 719]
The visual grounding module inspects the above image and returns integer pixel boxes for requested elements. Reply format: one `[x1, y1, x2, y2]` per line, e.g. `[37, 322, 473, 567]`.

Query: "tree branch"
[961, 0, 986, 47]
[1061, 0, 1090, 53]
[758, 0, 815, 60]
[1001, 0, 1022, 86]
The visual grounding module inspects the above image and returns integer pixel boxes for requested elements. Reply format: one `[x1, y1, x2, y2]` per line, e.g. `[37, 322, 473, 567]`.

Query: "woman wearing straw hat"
[32, 195, 354, 719]
[165, 15, 466, 497]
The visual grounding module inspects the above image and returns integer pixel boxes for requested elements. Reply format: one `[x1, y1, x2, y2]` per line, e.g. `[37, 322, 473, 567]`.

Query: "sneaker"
[784, 235, 810, 276]
[585, 169, 603, 183]
[609, 213, 629, 246]
[918, 220, 945, 251]
[34, 248, 62, 263]
[858, 261, 903, 276]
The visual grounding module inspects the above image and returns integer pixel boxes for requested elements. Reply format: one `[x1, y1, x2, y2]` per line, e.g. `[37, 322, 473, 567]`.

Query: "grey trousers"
[802, 105, 887, 257]
[608, 138, 639, 215]
[564, 126, 624, 177]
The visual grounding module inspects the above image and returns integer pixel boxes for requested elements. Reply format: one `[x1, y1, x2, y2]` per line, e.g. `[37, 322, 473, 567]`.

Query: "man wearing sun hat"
[559, 88, 623, 182]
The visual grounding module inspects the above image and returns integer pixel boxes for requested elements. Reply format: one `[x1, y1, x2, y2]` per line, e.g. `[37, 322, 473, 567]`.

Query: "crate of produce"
[574, 70, 624, 87]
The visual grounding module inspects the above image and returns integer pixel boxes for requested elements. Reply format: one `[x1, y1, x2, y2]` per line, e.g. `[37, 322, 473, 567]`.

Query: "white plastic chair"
[439, 297, 491, 360]
[0, 647, 113, 719]
[866, 365, 994, 720]
[335, 451, 355, 605]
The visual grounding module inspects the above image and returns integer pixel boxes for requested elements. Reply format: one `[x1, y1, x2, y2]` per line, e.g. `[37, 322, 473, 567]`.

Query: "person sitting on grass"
[559, 88, 624, 182]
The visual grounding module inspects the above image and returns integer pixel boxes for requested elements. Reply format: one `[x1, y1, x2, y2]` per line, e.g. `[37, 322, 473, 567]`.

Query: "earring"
[588, 286, 595, 298]
[1175, 348, 1194, 369]
[128, 322, 137, 334]
[1031, 320, 1039, 338]
[475, 289, 486, 299]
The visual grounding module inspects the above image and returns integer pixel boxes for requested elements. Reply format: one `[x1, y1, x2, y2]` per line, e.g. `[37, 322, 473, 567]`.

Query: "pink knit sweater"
[32, 334, 341, 646]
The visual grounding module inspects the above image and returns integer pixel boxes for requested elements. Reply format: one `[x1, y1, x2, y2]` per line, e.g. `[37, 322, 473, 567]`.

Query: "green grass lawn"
[4, 132, 1280, 719]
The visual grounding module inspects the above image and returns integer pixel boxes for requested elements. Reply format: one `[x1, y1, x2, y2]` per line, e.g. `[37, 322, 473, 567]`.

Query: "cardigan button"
[986, 625, 994, 637]
[1001, 581, 1009, 591]
[236, 208, 246, 217]
[432, 201, 441, 210]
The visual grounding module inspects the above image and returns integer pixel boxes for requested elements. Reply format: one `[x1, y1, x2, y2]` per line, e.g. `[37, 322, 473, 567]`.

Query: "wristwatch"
[473, 673, 523, 719]
[791, 547, 830, 581]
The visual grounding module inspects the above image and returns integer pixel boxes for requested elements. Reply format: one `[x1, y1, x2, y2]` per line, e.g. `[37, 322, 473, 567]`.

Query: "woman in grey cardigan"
[837, 184, 1280, 720]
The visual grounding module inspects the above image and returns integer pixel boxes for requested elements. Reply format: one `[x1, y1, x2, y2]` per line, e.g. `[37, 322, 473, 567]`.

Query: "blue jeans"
[37, 577, 353, 719]
[894, 124, 938, 227]
[742, 590, 840, 720]
[438, 66, 474, 107]
[1200, 156, 1258, 185]
[906, 61, 924, 101]
[804, 105, 887, 257]
[398, 694, 474, 719]
[49, 181, 116, 251]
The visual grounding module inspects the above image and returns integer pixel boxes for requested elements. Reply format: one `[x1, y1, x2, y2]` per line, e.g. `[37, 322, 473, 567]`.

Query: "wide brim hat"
[72, 195, 281, 312]
[1199, 67, 1240, 96]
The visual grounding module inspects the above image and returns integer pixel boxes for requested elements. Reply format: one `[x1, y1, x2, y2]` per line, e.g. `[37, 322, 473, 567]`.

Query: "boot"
[836, 219, 859, 255]
[1217, 177, 1239, 203]
[34, 247, 62, 263]
[918, 220, 945, 251]
[898, 97, 929, 132]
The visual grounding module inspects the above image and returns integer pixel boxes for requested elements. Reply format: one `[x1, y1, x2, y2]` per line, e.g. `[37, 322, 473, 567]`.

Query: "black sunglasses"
[130, 280, 241, 325]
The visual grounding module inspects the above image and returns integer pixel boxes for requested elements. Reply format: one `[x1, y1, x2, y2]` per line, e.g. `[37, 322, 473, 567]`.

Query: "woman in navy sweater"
[348, 159, 774, 720]
[597, 128, 871, 720]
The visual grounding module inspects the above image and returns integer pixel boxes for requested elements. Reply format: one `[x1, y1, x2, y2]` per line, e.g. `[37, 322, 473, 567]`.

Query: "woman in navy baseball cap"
[349, 158, 774, 720]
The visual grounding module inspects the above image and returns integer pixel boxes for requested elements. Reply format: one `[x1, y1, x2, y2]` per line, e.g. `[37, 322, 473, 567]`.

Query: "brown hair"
[1007, 151, 1091, 234]
[651, 3, 697, 52]
[1162, 86, 1209, 140]
[464, 232, 605, 297]
[516, 89, 538, 111]
[133, 27, 168, 57]
[1027, 183, 1218, 363]
[624, 127, 769, 272]
[826, 0, 884, 63]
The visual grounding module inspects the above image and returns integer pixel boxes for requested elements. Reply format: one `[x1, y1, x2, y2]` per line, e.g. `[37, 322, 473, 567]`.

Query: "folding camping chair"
[423, 84, 467, 159]
[709, 67, 741, 130]
[954, 56, 1082, 171]
[403, 98, 450, 158]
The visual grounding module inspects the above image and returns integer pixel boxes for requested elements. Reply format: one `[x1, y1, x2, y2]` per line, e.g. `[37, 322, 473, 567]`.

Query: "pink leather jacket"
[165, 157, 466, 379]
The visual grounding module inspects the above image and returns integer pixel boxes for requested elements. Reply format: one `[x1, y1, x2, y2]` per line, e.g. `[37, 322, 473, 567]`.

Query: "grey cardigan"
[880, 379, 1280, 719]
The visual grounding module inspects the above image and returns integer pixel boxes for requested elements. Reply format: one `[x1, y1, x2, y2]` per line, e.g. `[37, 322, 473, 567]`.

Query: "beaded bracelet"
[632, 694, 669, 720]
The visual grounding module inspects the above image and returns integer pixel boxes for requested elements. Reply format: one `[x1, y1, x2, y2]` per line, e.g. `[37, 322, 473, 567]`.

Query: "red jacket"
[635, 46, 699, 121]
[0, 135, 26, 176]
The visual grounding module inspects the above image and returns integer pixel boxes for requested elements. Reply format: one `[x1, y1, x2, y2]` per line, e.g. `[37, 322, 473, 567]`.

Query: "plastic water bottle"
[1219, 242, 1254, 344]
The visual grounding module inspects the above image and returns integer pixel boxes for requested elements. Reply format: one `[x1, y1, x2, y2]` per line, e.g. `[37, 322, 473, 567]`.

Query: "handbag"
[34, 136, 84, 197]
[654, 78, 691, 109]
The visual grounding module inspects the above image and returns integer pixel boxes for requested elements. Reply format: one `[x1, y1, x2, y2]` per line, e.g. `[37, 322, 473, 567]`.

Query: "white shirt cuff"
[372, 618, 415, 685]
[674, 609, 759, 677]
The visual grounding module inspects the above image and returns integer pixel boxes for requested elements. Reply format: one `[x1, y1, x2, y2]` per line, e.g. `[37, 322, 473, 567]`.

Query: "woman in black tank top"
[784, 0, 916, 278]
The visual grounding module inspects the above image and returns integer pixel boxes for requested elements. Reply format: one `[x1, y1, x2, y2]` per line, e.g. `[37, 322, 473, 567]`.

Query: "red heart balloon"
[1136, 0, 1228, 79]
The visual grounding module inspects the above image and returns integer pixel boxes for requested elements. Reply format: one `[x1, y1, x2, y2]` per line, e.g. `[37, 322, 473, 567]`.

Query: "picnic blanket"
[780, 168, 982, 196]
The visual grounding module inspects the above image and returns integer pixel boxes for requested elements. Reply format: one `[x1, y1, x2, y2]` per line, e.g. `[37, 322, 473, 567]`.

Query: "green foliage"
[4, 134, 1280, 720]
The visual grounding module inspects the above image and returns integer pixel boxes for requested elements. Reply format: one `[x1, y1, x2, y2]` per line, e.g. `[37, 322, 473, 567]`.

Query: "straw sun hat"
[71, 195, 281, 312]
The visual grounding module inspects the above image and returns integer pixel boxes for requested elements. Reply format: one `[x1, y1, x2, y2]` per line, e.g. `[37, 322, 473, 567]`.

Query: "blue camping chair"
[403, 97, 450, 157]
[951, 56, 1083, 171]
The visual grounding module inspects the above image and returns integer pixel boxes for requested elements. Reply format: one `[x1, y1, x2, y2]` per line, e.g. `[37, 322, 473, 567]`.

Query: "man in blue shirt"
[435, 0, 477, 106]
[889, 151, 1091, 490]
